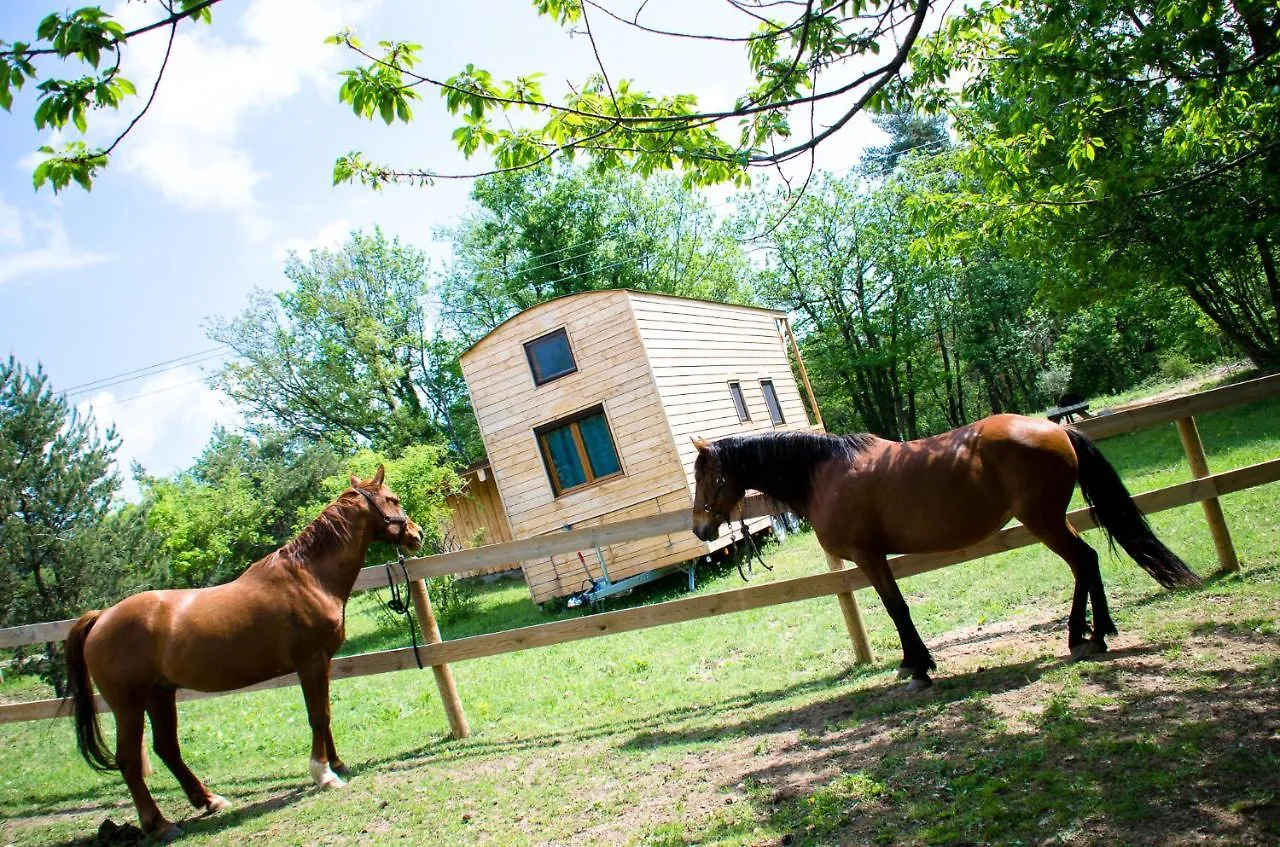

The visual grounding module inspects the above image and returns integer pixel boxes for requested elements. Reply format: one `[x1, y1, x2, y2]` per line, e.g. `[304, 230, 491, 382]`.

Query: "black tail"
[66, 610, 116, 772]
[1066, 427, 1202, 588]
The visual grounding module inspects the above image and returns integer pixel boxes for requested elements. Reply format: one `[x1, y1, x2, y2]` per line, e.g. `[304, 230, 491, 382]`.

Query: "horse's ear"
[371, 464, 386, 487]
[349, 474, 362, 489]
[691, 436, 710, 453]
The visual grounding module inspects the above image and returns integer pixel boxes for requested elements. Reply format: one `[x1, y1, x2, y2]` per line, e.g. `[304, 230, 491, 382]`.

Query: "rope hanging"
[380, 548, 423, 670]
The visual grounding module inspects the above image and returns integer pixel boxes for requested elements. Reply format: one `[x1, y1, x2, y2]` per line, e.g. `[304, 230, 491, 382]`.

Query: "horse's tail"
[1066, 427, 1202, 588]
[66, 610, 116, 772]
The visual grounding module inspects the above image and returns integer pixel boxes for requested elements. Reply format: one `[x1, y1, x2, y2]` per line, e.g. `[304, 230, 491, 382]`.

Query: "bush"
[1036, 366, 1072, 403]
[1157, 351, 1196, 381]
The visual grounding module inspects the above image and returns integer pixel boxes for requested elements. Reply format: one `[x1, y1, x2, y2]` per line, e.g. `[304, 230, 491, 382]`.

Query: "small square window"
[728, 381, 750, 423]
[535, 405, 623, 495]
[524, 327, 577, 385]
[760, 378, 785, 424]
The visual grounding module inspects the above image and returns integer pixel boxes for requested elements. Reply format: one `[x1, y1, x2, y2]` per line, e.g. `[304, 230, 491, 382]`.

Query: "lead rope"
[381, 547, 423, 670]
[736, 516, 773, 581]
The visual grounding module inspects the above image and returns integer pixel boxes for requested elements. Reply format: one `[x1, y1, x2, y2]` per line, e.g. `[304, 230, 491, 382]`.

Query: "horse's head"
[690, 436, 744, 542]
[351, 465, 424, 552]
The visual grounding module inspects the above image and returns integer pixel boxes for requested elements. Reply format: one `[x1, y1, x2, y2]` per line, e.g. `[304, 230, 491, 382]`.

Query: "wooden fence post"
[408, 579, 471, 739]
[824, 552, 874, 664]
[1175, 416, 1240, 573]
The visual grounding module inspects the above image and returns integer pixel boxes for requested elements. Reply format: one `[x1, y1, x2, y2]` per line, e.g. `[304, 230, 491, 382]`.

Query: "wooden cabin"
[459, 290, 822, 604]
[439, 460, 517, 577]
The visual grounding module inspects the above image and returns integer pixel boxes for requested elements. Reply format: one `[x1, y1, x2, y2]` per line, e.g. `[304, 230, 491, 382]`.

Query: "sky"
[0, 0, 897, 497]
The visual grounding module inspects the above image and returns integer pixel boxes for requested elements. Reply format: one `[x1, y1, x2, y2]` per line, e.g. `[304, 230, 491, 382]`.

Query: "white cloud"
[78, 366, 242, 500]
[106, 0, 380, 231]
[0, 195, 22, 245]
[273, 219, 352, 261]
[0, 196, 112, 286]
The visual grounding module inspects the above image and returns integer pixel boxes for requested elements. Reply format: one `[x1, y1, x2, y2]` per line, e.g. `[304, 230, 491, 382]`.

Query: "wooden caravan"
[459, 290, 821, 604]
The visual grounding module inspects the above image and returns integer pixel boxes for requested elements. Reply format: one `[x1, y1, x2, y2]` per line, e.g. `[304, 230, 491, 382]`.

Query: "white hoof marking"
[310, 758, 347, 789]
[205, 794, 231, 814]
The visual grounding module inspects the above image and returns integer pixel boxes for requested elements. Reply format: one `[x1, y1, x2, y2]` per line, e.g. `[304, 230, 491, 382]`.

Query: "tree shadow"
[364, 663, 886, 774]
[635, 641, 1280, 846]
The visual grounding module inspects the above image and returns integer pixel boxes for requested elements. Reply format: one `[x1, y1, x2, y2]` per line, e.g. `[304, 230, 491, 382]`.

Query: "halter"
[701, 474, 731, 522]
[700, 470, 773, 581]
[354, 486, 408, 543]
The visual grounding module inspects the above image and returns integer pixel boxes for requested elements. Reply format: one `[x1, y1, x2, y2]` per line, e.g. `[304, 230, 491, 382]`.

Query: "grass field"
[2, 389, 1278, 846]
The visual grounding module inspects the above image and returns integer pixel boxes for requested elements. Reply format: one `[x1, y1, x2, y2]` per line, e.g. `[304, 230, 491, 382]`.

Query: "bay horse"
[65, 466, 422, 841]
[690, 416, 1201, 690]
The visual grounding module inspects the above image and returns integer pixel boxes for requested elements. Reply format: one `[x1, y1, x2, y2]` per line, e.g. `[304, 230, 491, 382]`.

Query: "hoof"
[153, 823, 183, 843]
[896, 666, 913, 681]
[203, 795, 231, 815]
[331, 761, 351, 777]
[1070, 641, 1107, 661]
[906, 677, 933, 693]
[310, 759, 347, 790]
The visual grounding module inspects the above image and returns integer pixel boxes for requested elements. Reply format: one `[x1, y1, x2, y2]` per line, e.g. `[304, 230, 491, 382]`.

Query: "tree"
[302, 443, 462, 565]
[436, 165, 752, 343]
[209, 228, 480, 459]
[2, 1, 943, 191]
[912, 0, 1280, 364]
[0, 357, 163, 694]
[140, 428, 346, 588]
[740, 173, 928, 439]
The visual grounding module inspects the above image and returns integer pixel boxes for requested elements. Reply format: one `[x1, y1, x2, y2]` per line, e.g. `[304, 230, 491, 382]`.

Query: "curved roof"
[460, 289, 787, 359]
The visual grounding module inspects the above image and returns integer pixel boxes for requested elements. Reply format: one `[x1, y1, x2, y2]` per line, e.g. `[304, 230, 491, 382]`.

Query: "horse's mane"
[711, 430, 877, 510]
[280, 491, 363, 560]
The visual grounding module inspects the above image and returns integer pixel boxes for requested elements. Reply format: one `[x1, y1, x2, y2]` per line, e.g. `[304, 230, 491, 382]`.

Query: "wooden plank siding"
[441, 470, 517, 577]
[628, 293, 816, 496]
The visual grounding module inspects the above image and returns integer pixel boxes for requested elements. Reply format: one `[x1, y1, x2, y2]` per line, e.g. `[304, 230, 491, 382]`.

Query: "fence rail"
[3, 373, 1279, 729]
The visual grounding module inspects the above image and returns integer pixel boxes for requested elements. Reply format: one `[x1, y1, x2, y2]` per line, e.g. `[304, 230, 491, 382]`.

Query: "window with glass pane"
[536, 405, 623, 495]
[524, 328, 577, 385]
[728, 381, 750, 422]
[761, 378, 785, 424]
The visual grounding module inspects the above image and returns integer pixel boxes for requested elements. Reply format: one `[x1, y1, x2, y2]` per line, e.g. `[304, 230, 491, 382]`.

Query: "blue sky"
[0, 0, 890, 494]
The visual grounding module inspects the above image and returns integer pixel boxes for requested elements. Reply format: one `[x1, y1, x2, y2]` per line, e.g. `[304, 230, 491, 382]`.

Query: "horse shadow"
[51, 785, 311, 846]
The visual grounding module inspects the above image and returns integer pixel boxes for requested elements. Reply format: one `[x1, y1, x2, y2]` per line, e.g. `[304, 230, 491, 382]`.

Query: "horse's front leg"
[296, 654, 345, 789]
[854, 551, 936, 691]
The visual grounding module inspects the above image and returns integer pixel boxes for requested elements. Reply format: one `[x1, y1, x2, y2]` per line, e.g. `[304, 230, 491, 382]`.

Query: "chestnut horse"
[65, 466, 422, 840]
[691, 416, 1201, 690]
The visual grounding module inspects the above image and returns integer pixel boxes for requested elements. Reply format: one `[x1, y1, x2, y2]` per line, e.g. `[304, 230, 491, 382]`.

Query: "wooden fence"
[3, 373, 1280, 733]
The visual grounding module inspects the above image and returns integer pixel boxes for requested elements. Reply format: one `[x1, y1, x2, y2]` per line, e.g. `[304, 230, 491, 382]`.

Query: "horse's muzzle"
[401, 522, 425, 552]
[691, 513, 721, 542]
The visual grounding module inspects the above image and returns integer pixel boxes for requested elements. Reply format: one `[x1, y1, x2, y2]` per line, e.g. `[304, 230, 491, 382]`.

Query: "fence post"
[824, 552, 874, 664]
[408, 579, 471, 739]
[1175, 415, 1240, 573]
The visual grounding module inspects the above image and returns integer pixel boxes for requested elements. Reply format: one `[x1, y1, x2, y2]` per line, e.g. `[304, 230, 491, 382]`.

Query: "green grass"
[2, 391, 1279, 846]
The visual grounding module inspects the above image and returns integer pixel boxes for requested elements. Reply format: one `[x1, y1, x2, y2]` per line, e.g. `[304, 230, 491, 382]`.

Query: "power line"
[61, 346, 229, 398]
[50, 153, 909, 407]
[80, 375, 220, 410]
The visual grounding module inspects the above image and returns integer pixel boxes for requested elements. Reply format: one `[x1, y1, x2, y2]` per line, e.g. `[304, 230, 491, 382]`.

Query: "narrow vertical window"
[728, 381, 750, 423]
[760, 378, 785, 424]
[524, 327, 577, 385]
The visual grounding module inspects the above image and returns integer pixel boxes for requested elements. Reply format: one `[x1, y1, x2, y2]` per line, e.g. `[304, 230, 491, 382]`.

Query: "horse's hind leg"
[853, 551, 936, 690]
[1023, 516, 1116, 659]
[113, 700, 180, 840]
[146, 685, 229, 815]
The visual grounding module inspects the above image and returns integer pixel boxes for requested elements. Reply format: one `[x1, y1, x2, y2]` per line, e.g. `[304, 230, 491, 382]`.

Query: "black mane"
[710, 430, 876, 512]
